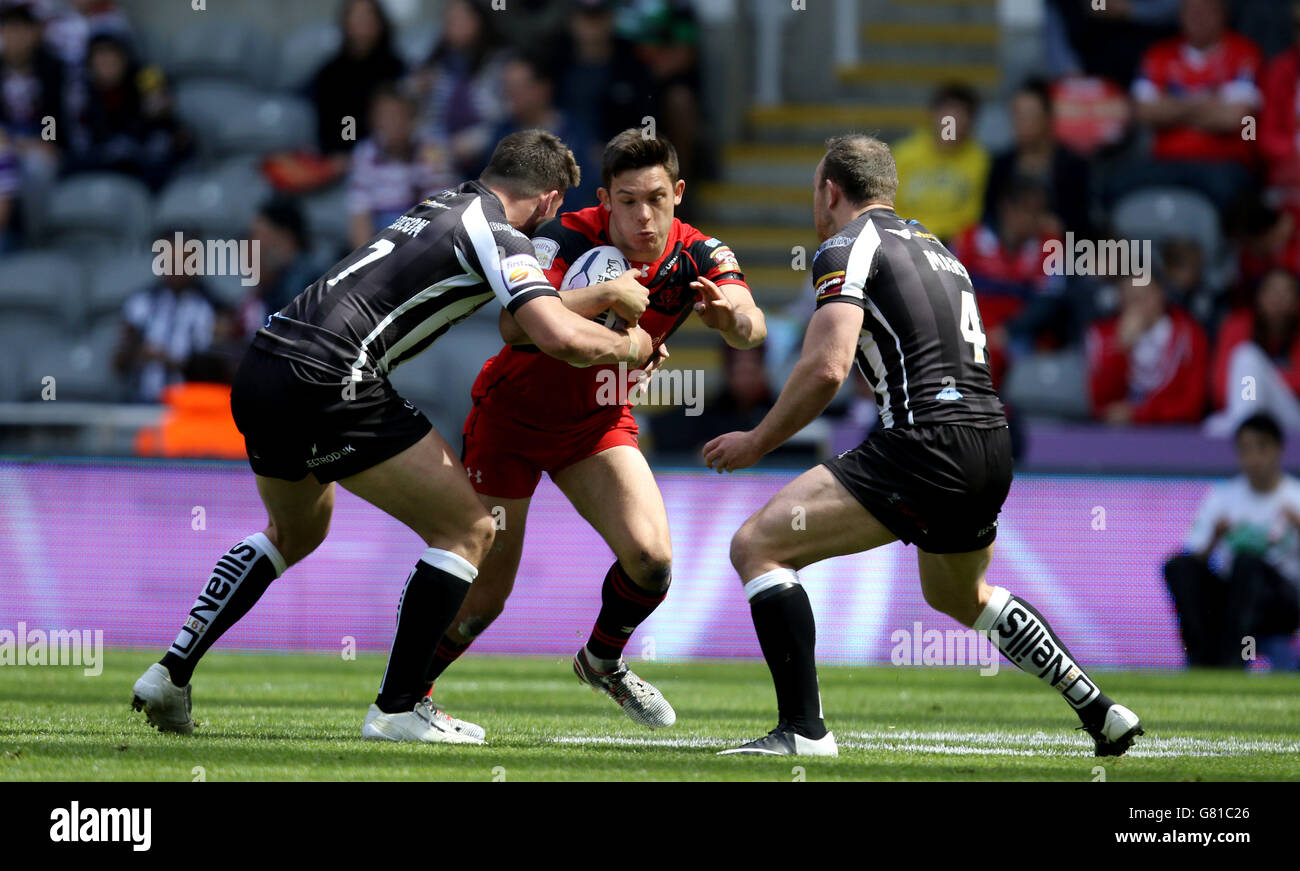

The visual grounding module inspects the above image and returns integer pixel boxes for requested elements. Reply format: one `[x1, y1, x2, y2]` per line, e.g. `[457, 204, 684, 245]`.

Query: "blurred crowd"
[10, 0, 1300, 444]
[894, 0, 1300, 438]
[0, 0, 701, 404]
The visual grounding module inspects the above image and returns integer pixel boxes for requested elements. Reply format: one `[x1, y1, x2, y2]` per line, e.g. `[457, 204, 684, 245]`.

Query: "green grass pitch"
[2, 652, 1297, 781]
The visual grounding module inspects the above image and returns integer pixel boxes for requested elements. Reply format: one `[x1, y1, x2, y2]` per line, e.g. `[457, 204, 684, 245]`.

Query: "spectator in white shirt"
[1164, 412, 1300, 669]
[113, 234, 217, 403]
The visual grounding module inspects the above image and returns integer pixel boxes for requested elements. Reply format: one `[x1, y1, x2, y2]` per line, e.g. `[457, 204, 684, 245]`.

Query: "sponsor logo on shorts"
[305, 444, 357, 468]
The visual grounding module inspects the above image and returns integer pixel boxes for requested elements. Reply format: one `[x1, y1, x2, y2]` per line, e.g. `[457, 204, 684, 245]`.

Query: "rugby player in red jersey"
[422, 130, 767, 735]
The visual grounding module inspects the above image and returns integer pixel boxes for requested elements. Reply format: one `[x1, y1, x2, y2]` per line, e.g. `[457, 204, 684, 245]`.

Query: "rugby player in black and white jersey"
[131, 130, 656, 744]
[704, 135, 1144, 757]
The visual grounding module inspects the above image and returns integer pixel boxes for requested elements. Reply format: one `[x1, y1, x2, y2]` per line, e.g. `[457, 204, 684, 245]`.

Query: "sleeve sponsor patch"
[815, 270, 845, 299]
[532, 237, 560, 270]
[500, 252, 548, 290]
[710, 244, 739, 269]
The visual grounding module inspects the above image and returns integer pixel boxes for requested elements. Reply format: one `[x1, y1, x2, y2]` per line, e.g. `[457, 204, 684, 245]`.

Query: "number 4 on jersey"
[960, 290, 987, 364]
[327, 239, 395, 288]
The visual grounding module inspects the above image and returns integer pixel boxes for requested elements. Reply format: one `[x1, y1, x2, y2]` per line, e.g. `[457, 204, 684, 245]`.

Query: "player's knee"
[267, 518, 329, 568]
[626, 551, 672, 593]
[729, 520, 763, 578]
[455, 612, 497, 641]
[923, 586, 981, 627]
[460, 510, 496, 566]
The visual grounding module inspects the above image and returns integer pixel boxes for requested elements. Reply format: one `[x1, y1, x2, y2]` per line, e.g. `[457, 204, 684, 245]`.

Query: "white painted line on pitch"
[552, 735, 722, 749]
[551, 731, 1300, 758]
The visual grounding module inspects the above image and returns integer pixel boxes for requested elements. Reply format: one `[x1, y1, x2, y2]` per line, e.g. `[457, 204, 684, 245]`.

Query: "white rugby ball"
[560, 245, 632, 330]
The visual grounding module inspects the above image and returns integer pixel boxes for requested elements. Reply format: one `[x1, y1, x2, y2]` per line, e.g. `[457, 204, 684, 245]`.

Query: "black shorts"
[230, 346, 432, 483]
[823, 423, 1013, 554]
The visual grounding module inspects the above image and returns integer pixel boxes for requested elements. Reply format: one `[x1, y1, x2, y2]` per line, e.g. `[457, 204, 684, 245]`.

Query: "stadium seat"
[1112, 187, 1222, 264]
[176, 80, 315, 159]
[1002, 349, 1091, 420]
[159, 18, 272, 86]
[174, 78, 258, 160]
[19, 316, 124, 402]
[221, 93, 317, 157]
[300, 183, 349, 255]
[42, 173, 154, 254]
[0, 251, 84, 327]
[0, 312, 75, 400]
[86, 252, 158, 321]
[275, 21, 341, 92]
[153, 161, 271, 240]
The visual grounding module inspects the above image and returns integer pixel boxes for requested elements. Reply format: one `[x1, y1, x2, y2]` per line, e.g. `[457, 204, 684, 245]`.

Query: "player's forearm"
[1192, 100, 1253, 132]
[1135, 97, 1191, 128]
[500, 285, 615, 345]
[559, 285, 620, 319]
[721, 305, 767, 349]
[549, 321, 642, 368]
[751, 356, 843, 455]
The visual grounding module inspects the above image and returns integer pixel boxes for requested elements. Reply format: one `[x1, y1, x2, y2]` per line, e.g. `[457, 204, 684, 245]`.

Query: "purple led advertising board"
[0, 460, 1201, 668]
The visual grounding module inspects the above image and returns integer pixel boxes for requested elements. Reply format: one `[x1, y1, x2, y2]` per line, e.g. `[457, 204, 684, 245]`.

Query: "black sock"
[747, 574, 827, 740]
[375, 549, 475, 714]
[584, 561, 668, 664]
[974, 586, 1112, 730]
[422, 634, 472, 693]
[160, 533, 286, 687]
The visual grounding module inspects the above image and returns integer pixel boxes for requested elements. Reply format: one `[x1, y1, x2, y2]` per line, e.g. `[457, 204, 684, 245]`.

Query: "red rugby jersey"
[469, 205, 750, 427]
[1132, 31, 1262, 164]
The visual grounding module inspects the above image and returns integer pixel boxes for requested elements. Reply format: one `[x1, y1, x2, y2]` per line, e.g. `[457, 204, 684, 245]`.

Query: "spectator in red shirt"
[950, 177, 1066, 387]
[1087, 271, 1208, 424]
[1108, 0, 1262, 210]
[1260, 2, 1300, 196]
[1207, 268, 1300, 435]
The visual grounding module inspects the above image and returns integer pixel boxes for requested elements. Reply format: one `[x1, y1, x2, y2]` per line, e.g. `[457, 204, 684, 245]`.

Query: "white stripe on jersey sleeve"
[460, 196, 551, 310]
[840, 218, 881, 300]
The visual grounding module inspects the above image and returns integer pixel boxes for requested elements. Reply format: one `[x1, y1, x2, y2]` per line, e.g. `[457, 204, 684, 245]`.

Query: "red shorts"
[461, 401, 639, 498]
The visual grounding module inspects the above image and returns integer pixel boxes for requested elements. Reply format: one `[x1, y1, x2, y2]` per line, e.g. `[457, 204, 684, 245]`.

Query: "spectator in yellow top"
[891, 83, 990, 242]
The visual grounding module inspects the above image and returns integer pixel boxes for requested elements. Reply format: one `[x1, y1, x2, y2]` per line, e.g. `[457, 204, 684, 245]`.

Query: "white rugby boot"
[718, 724, 839, 757]
[362, 696, 485, 744]
[130, 663, 195, 735]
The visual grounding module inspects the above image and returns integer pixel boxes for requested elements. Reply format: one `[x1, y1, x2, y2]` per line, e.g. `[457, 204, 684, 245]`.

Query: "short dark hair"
[1236, 412, 1284, 446]
[503, 50, 555, 87]
[481, 129, 581, 197]
[821, 134, 898, 206]
[258, 195, 307, 250]
[1016, 76, 1054, 115]
[931, 82, 980, 114]
[601, 128, 680, 189]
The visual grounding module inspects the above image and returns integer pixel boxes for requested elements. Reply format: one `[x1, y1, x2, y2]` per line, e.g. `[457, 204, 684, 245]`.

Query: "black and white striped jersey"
[252, 180, 558, 378]
[812, 207, 1005, 429]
